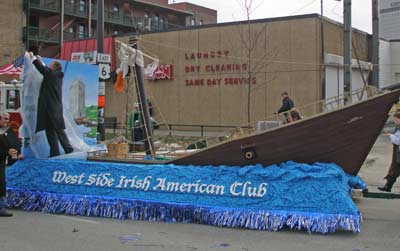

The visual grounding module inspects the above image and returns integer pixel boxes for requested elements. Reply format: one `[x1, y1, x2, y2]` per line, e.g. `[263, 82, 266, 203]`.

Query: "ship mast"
[129, 36, 155, 157]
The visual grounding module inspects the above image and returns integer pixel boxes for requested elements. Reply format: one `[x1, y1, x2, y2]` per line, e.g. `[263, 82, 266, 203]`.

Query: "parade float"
[3, 42, 400, 233]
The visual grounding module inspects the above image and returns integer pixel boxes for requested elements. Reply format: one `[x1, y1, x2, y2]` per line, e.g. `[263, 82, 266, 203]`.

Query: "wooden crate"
[107, 143, 128, 159]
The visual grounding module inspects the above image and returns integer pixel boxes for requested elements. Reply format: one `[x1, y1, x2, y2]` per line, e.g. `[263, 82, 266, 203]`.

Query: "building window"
[79, 24, 85, 38]
[200, 20, 204, 25]
[79, 0, 85, 12]
[144, 11, 150, 30]
[68, 26, 75, 33]
[191, 18, 196, 26]
[113, 4, 119, 12]
[154, 14, 159, 29]
[113, 30, 119, 35]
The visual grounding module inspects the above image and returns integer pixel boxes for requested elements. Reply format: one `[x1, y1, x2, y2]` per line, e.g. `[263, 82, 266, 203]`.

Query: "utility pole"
[343, 0, 352, 104]
[88, 0, 92, 37]
[371, 0, 379, 88]
[320, 0, 326, 99]
[60, 0, 64, 54]
[97, 0, 105, 141]
[25, 0, 30, 50]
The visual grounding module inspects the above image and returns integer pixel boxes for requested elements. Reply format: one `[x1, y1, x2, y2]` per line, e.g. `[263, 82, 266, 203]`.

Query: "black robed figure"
[29, 52, 73, 157]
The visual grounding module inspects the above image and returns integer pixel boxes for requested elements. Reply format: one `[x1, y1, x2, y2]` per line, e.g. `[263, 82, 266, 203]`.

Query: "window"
[68, 26, 75, 33]
[144, 11, 150, 30]
[160, 17, 165, 29]
[113, 30, 119, 35]
[6, 90, 20, 110]
[79, 0, 85, 12]
[113, 4, 119, 12]
[199, 20, 204, 25]
[154, 14, 159, 29]
[78, 24, 85, 38]
[190, 18, 196, 26]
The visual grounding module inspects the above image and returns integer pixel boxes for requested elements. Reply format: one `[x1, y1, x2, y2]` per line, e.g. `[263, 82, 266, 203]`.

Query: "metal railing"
[27, 0, 60, 12]
[24, 27, 60, 43]
[104, 121, 251, 137]
[27, 1, 181, 32]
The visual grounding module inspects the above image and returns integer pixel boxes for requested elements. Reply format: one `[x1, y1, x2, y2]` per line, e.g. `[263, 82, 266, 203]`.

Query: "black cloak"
[32, 60, 66, 132]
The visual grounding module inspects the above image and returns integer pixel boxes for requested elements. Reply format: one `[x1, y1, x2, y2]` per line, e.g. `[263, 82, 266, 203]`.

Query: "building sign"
[147, 64, 173, 80]
[71, 51, 97, 64]
[97, 53, 111, 63]
[184, 50, 257, 87]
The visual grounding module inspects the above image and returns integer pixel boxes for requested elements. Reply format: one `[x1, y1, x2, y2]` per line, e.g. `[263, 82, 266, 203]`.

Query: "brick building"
[24, 0, 217, 57]
[0, 0, 25, 78]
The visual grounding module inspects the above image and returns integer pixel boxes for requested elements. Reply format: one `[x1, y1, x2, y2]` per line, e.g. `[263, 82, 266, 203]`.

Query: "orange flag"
[114, 71, 124, 93]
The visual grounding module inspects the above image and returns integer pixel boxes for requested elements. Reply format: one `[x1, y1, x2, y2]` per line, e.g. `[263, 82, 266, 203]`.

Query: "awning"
[60, 37, 116, 70]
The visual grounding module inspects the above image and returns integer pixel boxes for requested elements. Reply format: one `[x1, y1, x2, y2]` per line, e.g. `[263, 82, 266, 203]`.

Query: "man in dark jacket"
[275, 92, 294, 123]
[29, 52, 73, 157]
[0, 112, 23, 217]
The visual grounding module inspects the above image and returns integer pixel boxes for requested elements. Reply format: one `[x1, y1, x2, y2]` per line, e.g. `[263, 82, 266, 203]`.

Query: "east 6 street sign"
[98, 63, 111, 80]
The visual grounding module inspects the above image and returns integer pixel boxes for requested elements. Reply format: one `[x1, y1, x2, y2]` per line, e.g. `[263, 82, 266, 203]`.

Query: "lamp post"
[343, 0, 352, 104]
[96, 0, 105, 141]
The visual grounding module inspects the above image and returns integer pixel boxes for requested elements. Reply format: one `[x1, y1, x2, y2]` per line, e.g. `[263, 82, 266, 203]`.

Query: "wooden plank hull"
[169, 90, 400, 175]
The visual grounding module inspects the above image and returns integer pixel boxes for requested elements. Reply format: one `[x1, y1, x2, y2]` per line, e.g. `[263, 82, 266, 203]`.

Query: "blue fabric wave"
[5, 158, 364, 233]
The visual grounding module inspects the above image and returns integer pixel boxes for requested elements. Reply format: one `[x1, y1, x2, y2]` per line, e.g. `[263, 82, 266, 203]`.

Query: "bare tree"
[235, 0, 275, 126]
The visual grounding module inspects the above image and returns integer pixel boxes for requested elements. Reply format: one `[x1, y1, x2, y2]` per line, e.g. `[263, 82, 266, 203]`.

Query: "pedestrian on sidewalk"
[0, 112, 23, 217]
[378, 111, 400, 192]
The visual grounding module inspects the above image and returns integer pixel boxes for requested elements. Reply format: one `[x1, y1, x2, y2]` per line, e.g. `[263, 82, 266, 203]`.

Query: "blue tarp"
[6, 158, 365, 234]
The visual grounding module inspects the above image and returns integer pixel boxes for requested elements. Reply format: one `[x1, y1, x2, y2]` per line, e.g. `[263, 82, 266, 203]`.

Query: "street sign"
[97, 53, 111, 63]
[98, 63, 110, 80]
[98, 81, 105, 95]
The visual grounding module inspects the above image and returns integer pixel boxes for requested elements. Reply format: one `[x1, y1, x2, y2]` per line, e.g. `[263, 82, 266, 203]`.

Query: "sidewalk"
[359, 132, 400, 194]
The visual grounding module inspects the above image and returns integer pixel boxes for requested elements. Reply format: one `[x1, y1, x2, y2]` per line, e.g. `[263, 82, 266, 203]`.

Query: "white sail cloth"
[20, 52, 92, 159]
[116, 42, 159, 79]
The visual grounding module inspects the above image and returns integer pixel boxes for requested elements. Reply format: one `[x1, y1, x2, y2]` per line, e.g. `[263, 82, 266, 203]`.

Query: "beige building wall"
[323, 20, 370, 62]
[106, 16, 370, 129]
[0, 0, 25, 81]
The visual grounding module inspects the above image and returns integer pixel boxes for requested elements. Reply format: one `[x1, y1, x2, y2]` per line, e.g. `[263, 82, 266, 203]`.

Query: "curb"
[362, 189, 400, 199]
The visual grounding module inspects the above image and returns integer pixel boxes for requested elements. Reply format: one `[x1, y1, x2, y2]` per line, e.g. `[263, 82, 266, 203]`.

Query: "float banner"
[6, 159, 365, 233]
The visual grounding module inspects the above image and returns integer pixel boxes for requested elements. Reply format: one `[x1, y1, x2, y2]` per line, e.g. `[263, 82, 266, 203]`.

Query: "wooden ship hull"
[89, 89, 400, 175]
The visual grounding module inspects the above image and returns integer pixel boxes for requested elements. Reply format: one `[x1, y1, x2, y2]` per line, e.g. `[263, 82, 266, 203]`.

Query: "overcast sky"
[171, 0, 372, 33]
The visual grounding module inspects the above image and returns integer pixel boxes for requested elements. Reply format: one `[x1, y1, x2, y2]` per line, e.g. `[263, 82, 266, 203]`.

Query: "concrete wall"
[379, 39, 393, 88]
[0, 0, 25, 81]
[392, 42, 400, 84]
[379, 40, 400, 89]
